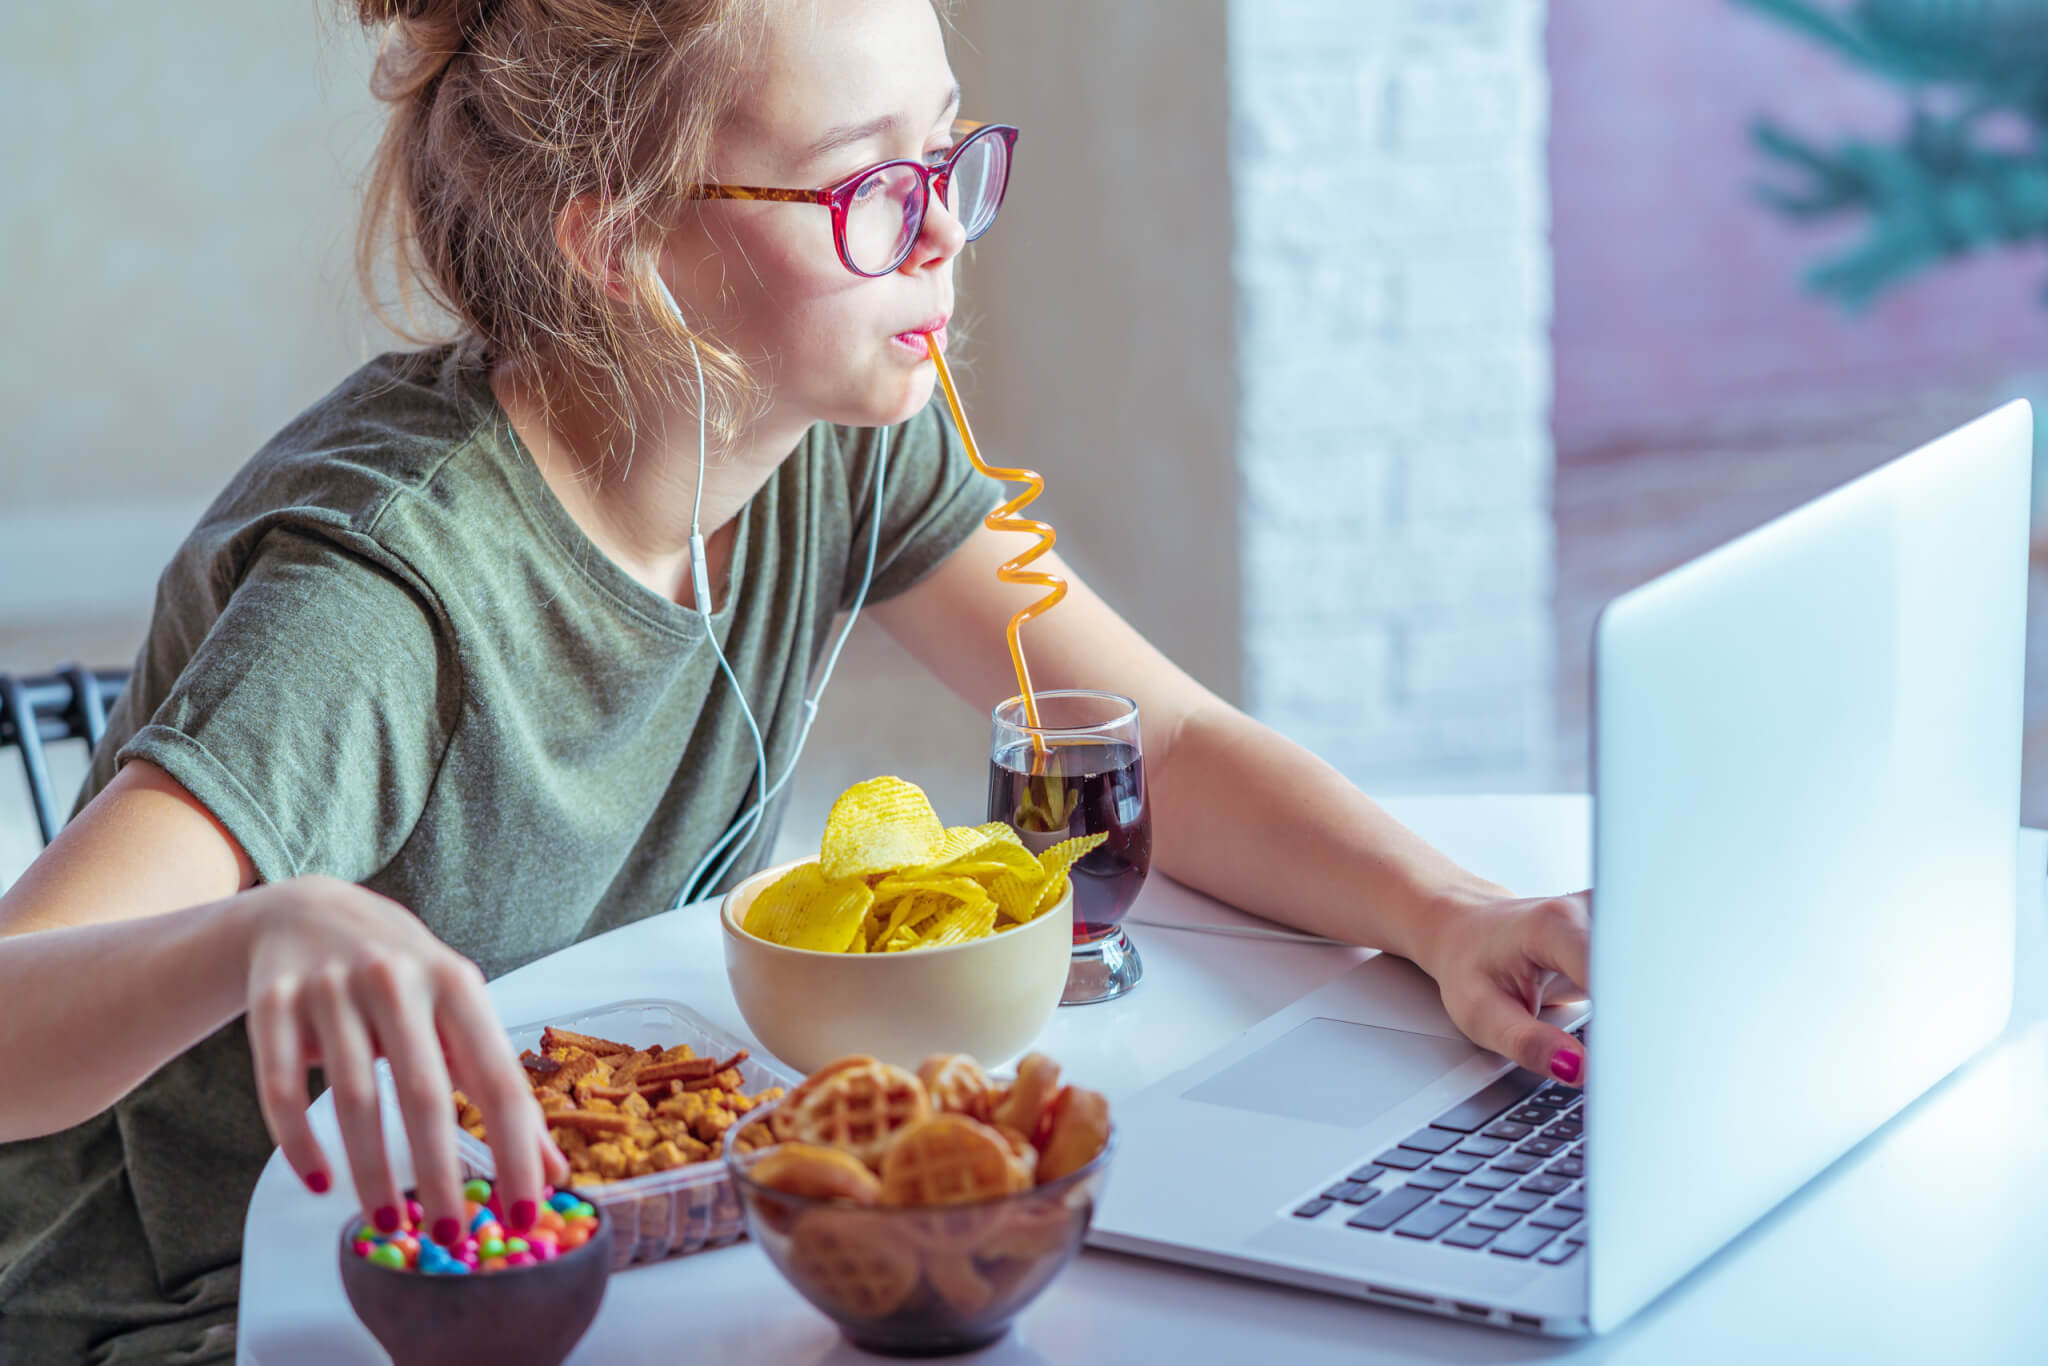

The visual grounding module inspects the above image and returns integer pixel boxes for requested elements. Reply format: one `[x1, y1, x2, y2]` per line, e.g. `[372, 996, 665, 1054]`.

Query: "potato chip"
[863, 897, 924, 953]
[986, 867, 1048, 924]
[878, 921, 926, 953]
[880, 898, 957, 953]
[743, 862, 875, 952]
[988, 832, 1107, 924]
[1033, 832, 1106, 882]
[908, 824, 1003, 869]
[742, 777, 1110, 954]
[1029, 833, 1106, 916]
[873, 879, 994, 952]
[820, 776, 945, 880]
[921, 898, 997, 948]
[868, 874, 987, 911]
[867, 890, 937, 950]
[897, 823, 1037, 879]
[939, 848, 1047, 886]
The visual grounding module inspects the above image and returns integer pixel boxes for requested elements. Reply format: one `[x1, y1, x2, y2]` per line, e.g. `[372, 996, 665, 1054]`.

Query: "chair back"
[0, 667, 129, 845]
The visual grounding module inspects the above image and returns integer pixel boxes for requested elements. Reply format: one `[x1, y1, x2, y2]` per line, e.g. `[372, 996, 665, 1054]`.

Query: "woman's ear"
[555, 195, 635, 304]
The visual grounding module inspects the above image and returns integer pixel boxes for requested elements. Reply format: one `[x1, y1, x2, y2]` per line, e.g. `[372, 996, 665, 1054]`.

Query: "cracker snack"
[454, 1025, 784, 1186]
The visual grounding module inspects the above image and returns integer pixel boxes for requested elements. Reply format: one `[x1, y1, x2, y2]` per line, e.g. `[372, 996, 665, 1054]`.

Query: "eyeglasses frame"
[682, 119, 1020, 277]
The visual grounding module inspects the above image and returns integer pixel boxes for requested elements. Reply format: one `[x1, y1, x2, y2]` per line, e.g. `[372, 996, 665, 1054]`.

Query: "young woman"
[0, 0, 1590, 1358]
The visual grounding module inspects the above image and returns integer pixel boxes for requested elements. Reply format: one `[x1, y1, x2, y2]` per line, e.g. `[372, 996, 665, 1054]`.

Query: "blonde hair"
[350, 0, 767, 441]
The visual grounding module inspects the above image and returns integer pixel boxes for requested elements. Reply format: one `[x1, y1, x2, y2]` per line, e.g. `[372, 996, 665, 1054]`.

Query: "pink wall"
[1549, 0, 2048, 459]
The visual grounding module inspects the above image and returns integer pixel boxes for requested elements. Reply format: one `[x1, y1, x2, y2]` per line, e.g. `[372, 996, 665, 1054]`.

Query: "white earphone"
[651, 274, 889, 908]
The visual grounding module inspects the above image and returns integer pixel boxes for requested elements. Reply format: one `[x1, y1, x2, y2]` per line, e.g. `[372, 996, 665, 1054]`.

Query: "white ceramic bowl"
[720, 859, 1073, 1075]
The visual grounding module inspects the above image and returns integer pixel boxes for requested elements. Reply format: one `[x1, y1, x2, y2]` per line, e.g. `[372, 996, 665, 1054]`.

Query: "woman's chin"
[831, 368, 940, 432]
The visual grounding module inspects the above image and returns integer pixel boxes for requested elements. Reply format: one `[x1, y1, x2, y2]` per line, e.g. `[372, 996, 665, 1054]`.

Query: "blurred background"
[4, 0, 2045, 891]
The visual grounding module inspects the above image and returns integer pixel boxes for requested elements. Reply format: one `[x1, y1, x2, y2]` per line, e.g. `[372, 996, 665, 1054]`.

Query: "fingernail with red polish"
[1550, 1049, 1583, 1084]
[374, 1205, 402, 1234]
[432, 1217, 461, 1247]
[304, 1170, 330, 1195]
[510, 1199, 537, 1233]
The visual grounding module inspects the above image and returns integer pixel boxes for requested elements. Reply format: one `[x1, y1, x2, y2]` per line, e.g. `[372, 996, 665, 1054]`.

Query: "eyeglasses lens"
[946, 132, 1008, 241]
[845, 162, 925, 274]
[843, 131, 1010, 274]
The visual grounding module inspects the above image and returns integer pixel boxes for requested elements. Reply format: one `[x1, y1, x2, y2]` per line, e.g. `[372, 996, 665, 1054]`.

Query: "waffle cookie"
[879, 1114, 1031, 1207]
[773, 1058, 931, 1169]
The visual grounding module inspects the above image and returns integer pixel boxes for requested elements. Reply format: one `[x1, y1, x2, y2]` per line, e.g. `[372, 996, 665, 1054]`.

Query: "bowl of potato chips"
[721, 777, 1097, 1075]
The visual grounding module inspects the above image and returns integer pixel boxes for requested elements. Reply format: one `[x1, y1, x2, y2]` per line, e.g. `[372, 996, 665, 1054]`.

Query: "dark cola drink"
[987, 737, 1151, 944]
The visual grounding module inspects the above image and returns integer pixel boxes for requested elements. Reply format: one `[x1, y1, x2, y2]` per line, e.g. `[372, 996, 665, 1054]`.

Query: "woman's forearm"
[1147, 704, 1509, 963]
[0, 895, 256, 1140]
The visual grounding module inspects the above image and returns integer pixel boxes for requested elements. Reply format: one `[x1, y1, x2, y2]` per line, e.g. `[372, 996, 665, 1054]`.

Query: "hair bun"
[352, 0, 490, 32]
[354, 0, 494, 97]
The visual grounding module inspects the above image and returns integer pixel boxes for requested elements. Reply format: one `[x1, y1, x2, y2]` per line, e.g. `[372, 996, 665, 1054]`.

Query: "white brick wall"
[1231, 0, 1555, 790]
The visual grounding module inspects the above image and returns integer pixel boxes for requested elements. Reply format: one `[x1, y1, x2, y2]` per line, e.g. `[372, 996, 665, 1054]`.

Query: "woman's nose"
[903, 186, 969, 272]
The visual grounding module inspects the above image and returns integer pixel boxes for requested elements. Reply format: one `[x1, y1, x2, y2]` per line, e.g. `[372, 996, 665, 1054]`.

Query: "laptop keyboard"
[1289, 1024, 1589, 1266]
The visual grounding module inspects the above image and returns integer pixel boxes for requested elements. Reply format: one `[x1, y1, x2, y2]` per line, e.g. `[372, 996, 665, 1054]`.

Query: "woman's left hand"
[1412, 888, 1592, 1087]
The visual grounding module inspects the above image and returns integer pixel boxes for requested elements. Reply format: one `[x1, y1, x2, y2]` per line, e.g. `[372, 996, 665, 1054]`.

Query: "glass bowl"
[722, 1099, 1114, 1357]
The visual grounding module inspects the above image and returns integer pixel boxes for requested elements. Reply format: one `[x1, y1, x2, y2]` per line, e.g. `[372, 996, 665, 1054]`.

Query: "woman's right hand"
[240, 876, 567, 1249]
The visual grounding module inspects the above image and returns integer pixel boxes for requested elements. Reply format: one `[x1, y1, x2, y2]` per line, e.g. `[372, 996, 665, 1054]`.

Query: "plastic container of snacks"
[455, 998, 798, 1270]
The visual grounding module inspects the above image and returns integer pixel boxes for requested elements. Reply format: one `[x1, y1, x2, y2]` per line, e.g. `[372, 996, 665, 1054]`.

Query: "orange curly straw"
[924, 333, 1062, 767]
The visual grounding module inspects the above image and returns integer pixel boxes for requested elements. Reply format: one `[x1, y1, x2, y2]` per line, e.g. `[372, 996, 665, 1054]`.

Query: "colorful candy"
[349, 1181, 597, 1275]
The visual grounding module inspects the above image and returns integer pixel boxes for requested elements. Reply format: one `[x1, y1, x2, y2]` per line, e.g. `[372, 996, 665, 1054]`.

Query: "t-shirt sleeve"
[116, 526, 455, 886]
[837, 396, 1007, 611]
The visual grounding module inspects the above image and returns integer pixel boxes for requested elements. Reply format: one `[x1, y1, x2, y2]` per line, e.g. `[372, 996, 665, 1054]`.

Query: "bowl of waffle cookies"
[722, 777, 1098, 1075]
[723, 1049, 1112, 1357]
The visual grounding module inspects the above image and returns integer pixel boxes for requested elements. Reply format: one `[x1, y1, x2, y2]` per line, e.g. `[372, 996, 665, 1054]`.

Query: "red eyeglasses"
[684, 120, 1019, 277]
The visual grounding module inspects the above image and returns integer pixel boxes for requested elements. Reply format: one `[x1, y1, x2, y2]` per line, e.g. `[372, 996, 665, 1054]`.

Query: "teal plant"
[1738, 0, 2048, 309]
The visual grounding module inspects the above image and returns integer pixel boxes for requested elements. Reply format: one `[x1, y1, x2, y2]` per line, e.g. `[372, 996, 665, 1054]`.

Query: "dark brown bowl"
[336, 1190, 612, 1366]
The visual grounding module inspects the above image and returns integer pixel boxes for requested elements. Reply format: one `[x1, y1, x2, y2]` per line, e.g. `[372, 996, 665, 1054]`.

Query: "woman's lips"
[891, 322, 948, 354]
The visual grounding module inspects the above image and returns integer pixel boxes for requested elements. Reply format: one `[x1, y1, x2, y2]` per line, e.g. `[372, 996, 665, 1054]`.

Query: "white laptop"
[1089, 401, 2032, 1334]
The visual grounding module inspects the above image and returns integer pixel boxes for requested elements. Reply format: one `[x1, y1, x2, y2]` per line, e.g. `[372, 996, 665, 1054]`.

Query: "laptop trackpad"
[1182, 1017, 1484, 1129]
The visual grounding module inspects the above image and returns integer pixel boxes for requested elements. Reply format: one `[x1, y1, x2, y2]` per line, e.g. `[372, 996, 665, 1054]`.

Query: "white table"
[239, 796, 2048, 1365]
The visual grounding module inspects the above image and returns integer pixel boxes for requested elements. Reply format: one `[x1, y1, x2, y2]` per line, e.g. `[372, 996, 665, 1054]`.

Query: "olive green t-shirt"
[0, 341, 1001, 1363]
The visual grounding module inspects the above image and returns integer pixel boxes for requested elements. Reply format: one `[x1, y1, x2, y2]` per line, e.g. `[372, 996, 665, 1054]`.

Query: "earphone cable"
[675, 324, 771, 906]
[656, 273, 890, 909]
[678, 425, 888, 906]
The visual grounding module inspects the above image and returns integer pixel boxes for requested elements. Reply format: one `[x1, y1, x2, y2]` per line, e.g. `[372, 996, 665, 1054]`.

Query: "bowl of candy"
[725, 1050, 1114, 1357]
[337, 1179, 610, 1366]
[722, 777, 1092, 1074]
